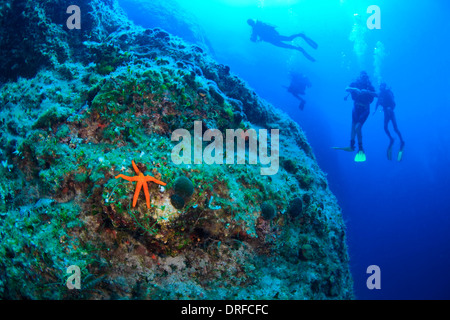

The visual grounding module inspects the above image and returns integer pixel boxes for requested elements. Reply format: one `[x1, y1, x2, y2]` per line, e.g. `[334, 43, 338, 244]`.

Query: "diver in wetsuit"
[247, 19, 318, 62]
[334, 71, 377, 162]
[284, 72, 311, 110]
[374, 83, 405, 161]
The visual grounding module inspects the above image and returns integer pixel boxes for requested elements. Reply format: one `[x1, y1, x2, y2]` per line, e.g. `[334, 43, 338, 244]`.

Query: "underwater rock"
[303, 193, 312, 206]
[152, 28, 170, 40]
[119, 0, 213, 53]
[0, 0, 353, 300]
[197, 87, 208, 97]
[281, 158, 298, 174]
[207, 81, 226, 105]
[232, 111, 243, 126]
[218, 64, 231, 76]
[299, 244, 315, 261]
[32, 106, 71, 129]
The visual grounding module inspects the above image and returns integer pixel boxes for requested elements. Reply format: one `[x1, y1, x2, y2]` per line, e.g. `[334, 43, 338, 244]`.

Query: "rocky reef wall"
[118, 0, 214, 53]
[0, 0, 353, 299]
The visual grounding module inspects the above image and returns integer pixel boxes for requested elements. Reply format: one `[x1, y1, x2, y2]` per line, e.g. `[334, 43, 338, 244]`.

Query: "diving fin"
[387, 139, 394, 161]
[332, 146, 354, 152]
[354, 150, 366, 162]
[387, 147, 392, 160]
[301, 50, 316, 62]
[397, 141, 405, 162]
[299, 100, 305, 110]
[302, 35, 318, 49]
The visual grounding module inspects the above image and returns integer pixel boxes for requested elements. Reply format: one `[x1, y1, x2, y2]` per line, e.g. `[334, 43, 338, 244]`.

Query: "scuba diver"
[374, 82, 405, 161]
[333, 71, 377, 162]
[247, 19, 318, 62]
[283, 72, 311, 110]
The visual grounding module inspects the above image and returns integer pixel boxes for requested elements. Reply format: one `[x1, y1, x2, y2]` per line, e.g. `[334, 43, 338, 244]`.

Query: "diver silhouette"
[283, 72, 311, 110]
[247, 19, 317, 62]
[333, 71, 377, 162]
[374, 82, 405, 161]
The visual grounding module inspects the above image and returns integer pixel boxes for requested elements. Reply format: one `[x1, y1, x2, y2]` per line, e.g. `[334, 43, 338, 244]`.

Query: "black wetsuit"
[286, 73, 310, 110]
[250, 21, 280, 42]
[376, 88, 404, 145]
[350, 80, 375, 126]
[348, 79, 376, 151]
[249, 20, 317, 62]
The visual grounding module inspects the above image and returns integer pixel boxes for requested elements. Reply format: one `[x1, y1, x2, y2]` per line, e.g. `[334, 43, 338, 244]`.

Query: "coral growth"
[288, 197, 303, 218]
[172, 176, 194, 199]
[260, 202, 276, 221]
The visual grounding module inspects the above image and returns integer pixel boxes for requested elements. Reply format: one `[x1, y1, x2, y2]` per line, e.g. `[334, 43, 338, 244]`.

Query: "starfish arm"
[133, 180, 143, 208]
[132, 160, 141, 175]
[115, 174, 139, 181]
[143, 180, 150, 209]
[144, 175, 167, 186]
[118, 161, 167, 208]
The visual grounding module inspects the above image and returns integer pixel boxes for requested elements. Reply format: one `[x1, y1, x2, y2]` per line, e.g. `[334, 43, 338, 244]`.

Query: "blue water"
[120, 0, 450, 299]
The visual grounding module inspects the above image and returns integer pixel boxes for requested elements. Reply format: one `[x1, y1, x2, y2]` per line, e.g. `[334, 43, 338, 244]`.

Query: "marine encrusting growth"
[0, 0, 353, 299]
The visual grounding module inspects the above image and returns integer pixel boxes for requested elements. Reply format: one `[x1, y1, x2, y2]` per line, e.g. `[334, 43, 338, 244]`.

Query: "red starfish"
[115, 160, 166, 209]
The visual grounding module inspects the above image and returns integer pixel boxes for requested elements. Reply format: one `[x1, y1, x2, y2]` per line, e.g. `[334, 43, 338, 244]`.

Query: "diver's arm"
[361, 89, 378, 97]
[345, 86, 360, 93]
[344, 87, 358, 101]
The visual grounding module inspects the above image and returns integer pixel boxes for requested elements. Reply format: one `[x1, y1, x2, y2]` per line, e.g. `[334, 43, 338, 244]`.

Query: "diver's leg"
[385, 118, 394, 160]
[278, 33, 318, 49]
[278, 35, 295, 41]
[350, 110, 357, 150]
[295, 46, 316, 62]
[355, 123, 363, 150]
[268, 41, 297, 49]
[268, 41, 316, 61]
[356, 108, 370, 151]
[291, 92, 306, 110]
[350, 125, 356, 151]
[384, 113, 393, 141]
[291, 92, 300, 101]
[390, 112, 405, 160]
[391, 112, 404, 144]
[298, 96, 306, 110]
[292, 33, 318, 49]
[385, 111, 397, 160]
[354, 122, 367, 162]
